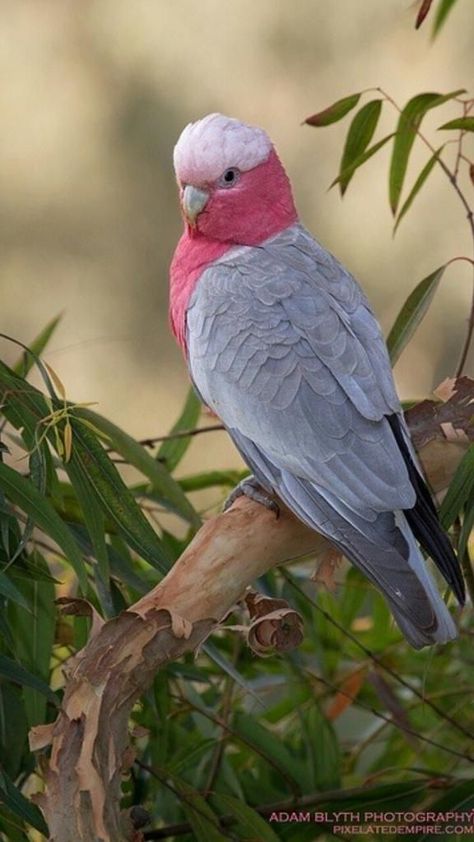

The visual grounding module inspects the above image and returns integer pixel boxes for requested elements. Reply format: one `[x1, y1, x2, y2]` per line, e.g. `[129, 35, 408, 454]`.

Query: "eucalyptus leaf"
[438, 116, 474, 132]
[389, 89, 464, 214]
[0, 769, 48, 835]
[305, 93, 361, 127]
[330, 134, 394, 191]
[439, 445, 474, 529]
[0, 654, 57, 704]
[13, 314, 62, 378]
[78, 408, 200, 529]
[387, 265, 446, 365]
[157, 387, 201, 472]
[212, 793, 280, 842]
[433, 0, 460, 36]
[394, 147, 443, 232]
[338, 99, 383, 194]
[0, 462, 87, 591]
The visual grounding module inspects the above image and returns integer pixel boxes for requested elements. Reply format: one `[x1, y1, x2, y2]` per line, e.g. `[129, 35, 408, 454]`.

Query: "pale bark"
[31, 379, 473, 841]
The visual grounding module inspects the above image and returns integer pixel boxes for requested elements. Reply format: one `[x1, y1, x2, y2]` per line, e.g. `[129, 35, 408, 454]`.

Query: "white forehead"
[173, 113, 272, 184]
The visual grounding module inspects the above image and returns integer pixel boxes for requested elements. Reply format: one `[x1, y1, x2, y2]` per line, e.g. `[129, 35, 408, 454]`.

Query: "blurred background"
[1, 0, 473, 476]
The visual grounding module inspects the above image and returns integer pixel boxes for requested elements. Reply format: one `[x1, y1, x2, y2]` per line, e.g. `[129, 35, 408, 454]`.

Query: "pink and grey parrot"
[169, 113, 464, 648]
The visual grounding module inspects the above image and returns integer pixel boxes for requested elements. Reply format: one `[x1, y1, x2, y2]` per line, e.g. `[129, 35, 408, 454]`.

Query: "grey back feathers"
[186, 223, 462, 647]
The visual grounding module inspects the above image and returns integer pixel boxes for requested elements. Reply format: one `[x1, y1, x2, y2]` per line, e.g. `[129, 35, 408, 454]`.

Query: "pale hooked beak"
[182, 185, 209, 227]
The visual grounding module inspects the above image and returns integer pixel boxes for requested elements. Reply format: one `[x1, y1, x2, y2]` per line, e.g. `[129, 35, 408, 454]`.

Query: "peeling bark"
[32, 382, 473, 841]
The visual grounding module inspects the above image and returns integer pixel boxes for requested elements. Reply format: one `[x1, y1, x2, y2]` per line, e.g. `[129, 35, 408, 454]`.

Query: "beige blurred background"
[1, 0, 473, 480]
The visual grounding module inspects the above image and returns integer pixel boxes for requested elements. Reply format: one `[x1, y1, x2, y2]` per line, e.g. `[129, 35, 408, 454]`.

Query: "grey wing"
[186, 225, 457, 646]
[187, 224, 416, 527]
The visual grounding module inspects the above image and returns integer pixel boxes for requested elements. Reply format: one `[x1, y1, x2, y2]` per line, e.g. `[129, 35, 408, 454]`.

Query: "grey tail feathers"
[387, 414, 465, 605]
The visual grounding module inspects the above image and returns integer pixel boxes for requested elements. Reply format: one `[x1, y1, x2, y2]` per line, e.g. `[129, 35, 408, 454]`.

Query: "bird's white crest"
[173, 113, 272, 185]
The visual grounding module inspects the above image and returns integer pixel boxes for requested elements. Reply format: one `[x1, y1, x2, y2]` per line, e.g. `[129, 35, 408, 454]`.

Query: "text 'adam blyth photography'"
[0, 1, 473, 840]
[269, 809, 474, 835]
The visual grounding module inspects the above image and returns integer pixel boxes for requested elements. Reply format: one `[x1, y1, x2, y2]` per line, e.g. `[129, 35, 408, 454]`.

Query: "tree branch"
[31, 379, 473, 841]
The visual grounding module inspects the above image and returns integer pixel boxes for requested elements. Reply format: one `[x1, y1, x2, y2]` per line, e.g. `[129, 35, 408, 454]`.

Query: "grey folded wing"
[186, 223, 415, 527]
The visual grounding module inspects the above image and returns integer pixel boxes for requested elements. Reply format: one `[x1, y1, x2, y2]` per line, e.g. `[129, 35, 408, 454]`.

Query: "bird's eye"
[219, 168, 240, 188]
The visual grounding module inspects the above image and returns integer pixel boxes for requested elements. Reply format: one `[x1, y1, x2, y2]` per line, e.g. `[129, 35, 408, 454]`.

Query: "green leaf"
[394, 147, 443, 232]
[389, 90, 464, 214]
[330, 134, 394, 191]
[157, 388, 201, 472]
[8, 553, 56, 727]
[0, 654, 57, 704]
[64, 456, 112, 616]
[13, 314, 62, 378]
[0, 768, 48, 835]
[202, 641, 262, 702]
[66, 416, 172, 573]
[0, 571, 30, 611]
[415, 778, 474, 840]
[338, 99, 383, 194]
[433, 0, 460, 36]
[178, 469, 248, 493]
[0, 684, 28, 780]
[458, 492, 474, 561]
[387, 264, 446, 365]
[438, 116, 474, 132]
[0, 463, 87, 591]
[305, 706, 341, 791]
[233, 712, 305, 792]
[78, 408, 200, 529]
[305, 93, 361, 127]
[212, 793, 279, 842]
[439, 445, 474, 529]
[160, 768, 224, 842]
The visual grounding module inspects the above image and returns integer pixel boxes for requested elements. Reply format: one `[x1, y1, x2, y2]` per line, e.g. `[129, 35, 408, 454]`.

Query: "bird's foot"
[224, 475, 280, 518]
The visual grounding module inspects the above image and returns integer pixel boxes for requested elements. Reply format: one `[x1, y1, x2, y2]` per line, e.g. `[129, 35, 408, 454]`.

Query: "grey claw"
[224, 476, 280, 518]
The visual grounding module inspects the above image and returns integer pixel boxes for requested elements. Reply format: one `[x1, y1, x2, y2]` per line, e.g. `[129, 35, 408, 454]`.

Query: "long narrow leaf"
[212, 794, 279, 842]
[0, 463, 87, 591]
[13, 314, 62, 378]
[157, 388, 201, 472]
[439, 445, 474, 529]
[387, 265, 446, 365]
[0, 769, 48, 835]
[0, 654, 57, 704]
[305, 93, 361, 127]
[438, 116, 474, 132]
[67, 417, 172, 573]
[338, 99, 383, 194]
[0, 572, 29, 611]
[78, 408, 200, 528]
[433, 0, 460, 36]
[389, 89, 464, 213]
[64, 457, 113, 616]
[394, 147, 443, 232]
[330, 134, 394, 191]
[233, 712, 305, 792]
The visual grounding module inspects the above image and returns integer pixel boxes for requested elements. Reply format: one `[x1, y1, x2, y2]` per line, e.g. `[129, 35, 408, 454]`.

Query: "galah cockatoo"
[169, 113, 464, 648]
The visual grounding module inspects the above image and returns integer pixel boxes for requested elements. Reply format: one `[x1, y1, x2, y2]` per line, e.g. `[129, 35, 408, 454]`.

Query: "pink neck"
[169, 235, 231, 350]
[169, 149, 298, 353]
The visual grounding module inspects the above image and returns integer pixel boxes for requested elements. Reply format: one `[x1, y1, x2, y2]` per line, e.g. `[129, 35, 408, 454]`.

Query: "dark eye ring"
[219, 167, 240, 188]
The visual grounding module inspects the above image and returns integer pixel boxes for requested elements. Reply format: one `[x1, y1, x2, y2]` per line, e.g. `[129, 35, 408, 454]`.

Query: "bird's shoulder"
[189, 222, 365, 319]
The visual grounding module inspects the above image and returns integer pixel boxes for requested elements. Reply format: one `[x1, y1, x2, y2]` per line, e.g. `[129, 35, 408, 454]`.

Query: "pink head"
[173, 113, 298, 245]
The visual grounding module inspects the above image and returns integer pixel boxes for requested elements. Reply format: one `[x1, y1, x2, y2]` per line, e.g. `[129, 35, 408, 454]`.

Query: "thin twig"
[309, 672, 472, 763]
[138, 424, 225, 449]
[281, 570, 474, 744]
[376, 87, 474, 376]
[137, 761, 236, 842]
[202, 639, 240, 797]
